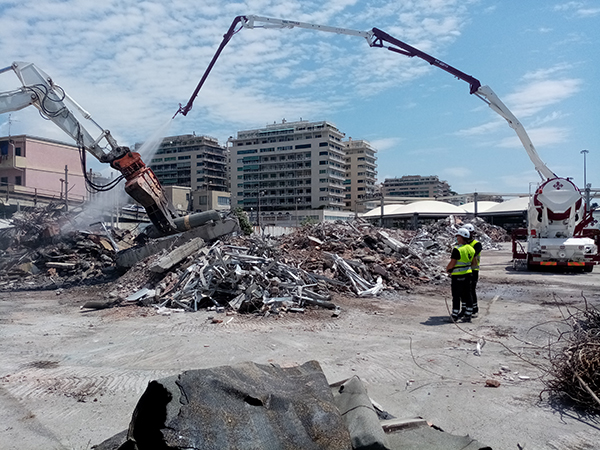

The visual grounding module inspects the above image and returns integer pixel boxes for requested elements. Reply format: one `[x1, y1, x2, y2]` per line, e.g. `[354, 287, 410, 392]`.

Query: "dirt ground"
[1, 247, 600, 450]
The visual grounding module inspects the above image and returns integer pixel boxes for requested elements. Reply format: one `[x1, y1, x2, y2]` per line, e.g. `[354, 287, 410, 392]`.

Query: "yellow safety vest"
[451, 244, 475, 275]
[468, 239, 481, 270]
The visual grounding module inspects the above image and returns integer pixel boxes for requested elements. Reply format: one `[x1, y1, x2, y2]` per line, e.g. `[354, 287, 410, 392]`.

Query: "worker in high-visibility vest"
[463, 223, 482, 318]
[446, 228, 476, 322]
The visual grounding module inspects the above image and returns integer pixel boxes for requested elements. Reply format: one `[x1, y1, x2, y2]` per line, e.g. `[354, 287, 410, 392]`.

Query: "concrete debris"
[113, 236, 341, 315]
[105, 216, 507, 315]
[0, 206, 130, 291]
[0, 207, 508, 318]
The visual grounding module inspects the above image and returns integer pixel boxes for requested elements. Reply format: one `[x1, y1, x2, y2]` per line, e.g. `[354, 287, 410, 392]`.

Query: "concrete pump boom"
[176, 15, 557, 181]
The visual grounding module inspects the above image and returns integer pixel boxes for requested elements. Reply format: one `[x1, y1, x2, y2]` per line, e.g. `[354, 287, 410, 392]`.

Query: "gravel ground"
[1, 248, 599, 449]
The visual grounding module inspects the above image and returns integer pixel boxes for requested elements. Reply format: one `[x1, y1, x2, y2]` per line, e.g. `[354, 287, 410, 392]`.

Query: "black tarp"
[122, 360, 352, 450]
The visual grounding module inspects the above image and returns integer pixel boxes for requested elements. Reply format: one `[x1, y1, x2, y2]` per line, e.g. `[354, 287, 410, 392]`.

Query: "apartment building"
[149, 134, 228, 192]
[383, 175, 451, 198]
[229, 120, 347, 212]
[344, 138, 377, 213]
[0, 134, 86, 203]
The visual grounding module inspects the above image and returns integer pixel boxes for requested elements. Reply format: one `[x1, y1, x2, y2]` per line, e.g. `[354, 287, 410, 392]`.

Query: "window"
[15, 147, 22, 156]
[217, 196, 230, 206]
[15, 176, 21, 186]
[0, 177, 7, 186]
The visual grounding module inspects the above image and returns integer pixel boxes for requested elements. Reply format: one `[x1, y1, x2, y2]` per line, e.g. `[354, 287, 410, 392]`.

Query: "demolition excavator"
[0, 61, 241, 246]
[174, 15, 598, 271]
[0, 61, 177, 235]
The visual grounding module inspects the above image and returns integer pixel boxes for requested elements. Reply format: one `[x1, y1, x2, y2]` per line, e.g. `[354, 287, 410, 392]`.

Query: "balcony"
[0, 155, 27, 169]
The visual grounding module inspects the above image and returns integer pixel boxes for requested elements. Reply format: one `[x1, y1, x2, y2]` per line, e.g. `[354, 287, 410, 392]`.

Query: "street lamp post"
[581, 149, 590, 211]
[257, 190, 265, 229]
[296, 197, 301, 227]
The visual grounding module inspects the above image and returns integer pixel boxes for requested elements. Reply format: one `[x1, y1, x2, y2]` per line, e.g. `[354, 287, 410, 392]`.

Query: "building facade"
[382, 175, 451, 198]
[149, 134, 228, 192]
[0, 134, 86, 204]
[343, 138, 377, 213]
[229, 120, 347, 212]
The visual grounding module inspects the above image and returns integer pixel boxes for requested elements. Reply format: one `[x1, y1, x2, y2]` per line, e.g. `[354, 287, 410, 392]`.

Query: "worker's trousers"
[470, 270, 479, 313]
[451, 274, 472, 320]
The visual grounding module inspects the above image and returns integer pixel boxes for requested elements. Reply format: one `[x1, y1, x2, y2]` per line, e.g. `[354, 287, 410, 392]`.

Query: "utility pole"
[64, 165, 69, 211]
[581, 149, 590, 211]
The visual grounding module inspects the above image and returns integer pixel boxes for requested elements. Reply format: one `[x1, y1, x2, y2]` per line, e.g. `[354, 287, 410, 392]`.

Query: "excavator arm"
[0, 61, 176, 234]
[176, 15, 557, 181]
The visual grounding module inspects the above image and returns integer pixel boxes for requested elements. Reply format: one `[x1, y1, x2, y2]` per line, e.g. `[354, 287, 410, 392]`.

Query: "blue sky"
[0, 0, 598, 195]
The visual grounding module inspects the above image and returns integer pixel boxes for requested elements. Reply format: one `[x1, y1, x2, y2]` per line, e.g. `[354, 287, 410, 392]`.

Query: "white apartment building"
[344, 138, 378, 213]
[149, 134, 228, 192]
[230, 120, 347, 212]
[382, 175, 451, 198]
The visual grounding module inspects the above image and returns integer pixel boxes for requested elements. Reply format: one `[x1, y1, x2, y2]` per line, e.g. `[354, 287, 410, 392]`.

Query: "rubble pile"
[0, 206, 129, 291]
[113, 235, 342, 315]
[112, 217, 508, 314]
[106, 221, 438, 315]
[412, 216, 509, 257]
[0, 208, 509, 315]
[0, 204, 67, 250]
[276, 220, 444, 290]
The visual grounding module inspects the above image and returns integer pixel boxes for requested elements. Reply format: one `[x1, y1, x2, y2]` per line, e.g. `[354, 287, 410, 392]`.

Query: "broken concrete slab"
[116, 216, 239, 268]
[149, 237, 205, 273]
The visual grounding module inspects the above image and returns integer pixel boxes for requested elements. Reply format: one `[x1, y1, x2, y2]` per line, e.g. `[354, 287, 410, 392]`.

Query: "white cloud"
[369, 137, 402, 152]
[496, 126, 570, 149]
[576, 8, 600, 17]
[505, 79, 582, 117]
[455, 119, 504, 137]
[443, 166, 472, 178]
[522, 64, 571, 81]
[553, 2, 585, 12]
[552, 1, 600, 17]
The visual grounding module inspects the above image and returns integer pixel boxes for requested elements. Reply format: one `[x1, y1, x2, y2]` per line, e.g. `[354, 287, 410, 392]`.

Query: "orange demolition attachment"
[110, 150, 176, 236]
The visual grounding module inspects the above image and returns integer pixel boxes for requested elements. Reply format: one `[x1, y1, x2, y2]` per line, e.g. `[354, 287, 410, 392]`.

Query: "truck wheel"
[583, 265, 594, 273]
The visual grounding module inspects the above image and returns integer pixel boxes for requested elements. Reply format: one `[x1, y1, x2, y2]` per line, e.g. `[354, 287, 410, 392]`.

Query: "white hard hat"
[463, 223, 475, 232]
[456, 228, 470, 239]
